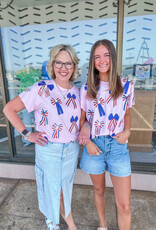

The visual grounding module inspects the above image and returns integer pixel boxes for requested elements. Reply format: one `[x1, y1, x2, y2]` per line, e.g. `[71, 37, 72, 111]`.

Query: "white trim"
[74, 169, 156, 192]
[0, 163, 156, 192]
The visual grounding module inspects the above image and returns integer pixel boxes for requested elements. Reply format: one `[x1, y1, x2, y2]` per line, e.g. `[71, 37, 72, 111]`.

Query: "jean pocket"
[70, 163, 77, 183]
[35, 164, 44, 192]
[113, 138, 126, 145]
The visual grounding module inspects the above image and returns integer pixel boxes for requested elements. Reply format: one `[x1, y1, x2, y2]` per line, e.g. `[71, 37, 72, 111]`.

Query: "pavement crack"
[0, 179, 20, 208]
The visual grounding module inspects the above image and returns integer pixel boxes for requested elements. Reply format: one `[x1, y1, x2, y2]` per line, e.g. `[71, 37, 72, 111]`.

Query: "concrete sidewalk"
[0, 178, 156, 230]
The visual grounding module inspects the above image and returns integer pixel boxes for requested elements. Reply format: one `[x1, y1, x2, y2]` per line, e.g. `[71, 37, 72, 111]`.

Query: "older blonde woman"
[3, 44, 80, 230]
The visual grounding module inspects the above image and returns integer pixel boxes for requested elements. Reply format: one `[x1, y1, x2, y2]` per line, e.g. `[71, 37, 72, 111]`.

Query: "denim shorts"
[35, 140, 80, 225]
[80, 135, 131, 177]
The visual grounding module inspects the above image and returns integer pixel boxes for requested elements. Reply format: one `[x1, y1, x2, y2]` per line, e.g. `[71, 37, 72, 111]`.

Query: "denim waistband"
[93, 135, 112, 140]
[47, 139, 78, 145]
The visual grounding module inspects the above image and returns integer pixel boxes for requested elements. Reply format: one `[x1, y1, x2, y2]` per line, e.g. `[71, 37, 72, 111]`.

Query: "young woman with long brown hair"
[79, 39, 135, 230]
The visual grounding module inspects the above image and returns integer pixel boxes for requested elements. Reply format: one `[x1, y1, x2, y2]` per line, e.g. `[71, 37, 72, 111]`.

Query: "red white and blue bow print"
[93, 97, 105, 117]
[108, 113, 119, 133]
[94, 120, 105, 135]
[52, 123, 63, 138]
[88, 109, 94, 124]
[38, 81, 54, 97]
[69, 116, 79, 133]
[39, 109, 48, 126]
[66, 93, 77, 109]
[106, 90, 117, 107]
[122, 94, 130, 111]
[51, 98, 63, 115]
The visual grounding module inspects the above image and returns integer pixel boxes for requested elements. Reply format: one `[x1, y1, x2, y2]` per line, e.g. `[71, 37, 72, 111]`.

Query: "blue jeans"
[35, 140, 80, 225]
[80, 135, 131, 177]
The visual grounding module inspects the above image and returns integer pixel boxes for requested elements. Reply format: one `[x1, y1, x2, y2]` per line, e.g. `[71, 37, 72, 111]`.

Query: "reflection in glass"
[1, 0, 117, 156]
[122, 0, 156, 164]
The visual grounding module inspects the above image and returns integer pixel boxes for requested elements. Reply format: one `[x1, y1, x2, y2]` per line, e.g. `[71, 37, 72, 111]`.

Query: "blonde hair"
[47, 44, 79, 82]
[87, 39, 123, 99]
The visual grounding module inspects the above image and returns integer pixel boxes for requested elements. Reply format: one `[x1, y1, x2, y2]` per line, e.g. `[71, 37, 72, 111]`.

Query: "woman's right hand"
[86, 140, 101, 156]
[27, 132, 48, 146]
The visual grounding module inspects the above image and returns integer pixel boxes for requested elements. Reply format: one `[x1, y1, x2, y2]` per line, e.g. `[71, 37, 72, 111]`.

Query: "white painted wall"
[0, 163, 156, 192]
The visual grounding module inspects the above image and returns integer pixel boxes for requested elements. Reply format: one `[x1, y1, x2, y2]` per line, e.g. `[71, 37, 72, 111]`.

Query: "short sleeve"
[80, 83, 87, 112]
[19, 83, 38, 113]
[74, 86, 80, 102]
[127, 80, 135, 108]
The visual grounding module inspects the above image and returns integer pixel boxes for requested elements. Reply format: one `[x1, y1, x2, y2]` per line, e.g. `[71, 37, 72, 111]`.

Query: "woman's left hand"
[113, 129, 131, 144]
[27, 131, 48, 146]
[78, 126, 90, 145]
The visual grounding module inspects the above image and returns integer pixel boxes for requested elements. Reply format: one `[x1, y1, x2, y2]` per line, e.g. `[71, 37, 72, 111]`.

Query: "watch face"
[22, 129, 29, 135]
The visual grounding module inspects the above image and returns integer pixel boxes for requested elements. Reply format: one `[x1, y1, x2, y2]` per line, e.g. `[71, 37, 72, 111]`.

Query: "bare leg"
[110, 175, 131, 230]
[90, 173, 107, 228]
[60, 189, 76, 230]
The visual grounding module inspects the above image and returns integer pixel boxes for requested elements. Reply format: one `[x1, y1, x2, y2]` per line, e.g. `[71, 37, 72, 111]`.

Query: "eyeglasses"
[53, 60, 74, 70]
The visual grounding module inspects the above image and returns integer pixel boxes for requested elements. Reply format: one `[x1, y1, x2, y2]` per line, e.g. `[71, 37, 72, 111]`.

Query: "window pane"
[123, 0, 156, 164]
[1, 0, 117, 157]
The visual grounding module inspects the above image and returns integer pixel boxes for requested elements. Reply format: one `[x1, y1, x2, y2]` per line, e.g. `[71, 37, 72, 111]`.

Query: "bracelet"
[83, 121, 91, 130]
[24, 131, 31, 140]
[21, 130, 31, 140]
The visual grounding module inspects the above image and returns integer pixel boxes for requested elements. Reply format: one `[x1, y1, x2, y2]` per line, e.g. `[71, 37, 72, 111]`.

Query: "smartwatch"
[21, 129, 31, 140]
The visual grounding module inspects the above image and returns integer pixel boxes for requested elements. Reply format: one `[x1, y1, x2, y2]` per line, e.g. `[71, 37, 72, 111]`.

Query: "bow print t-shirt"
[19, 79, 81, 143]
[80, 77, 135, 139]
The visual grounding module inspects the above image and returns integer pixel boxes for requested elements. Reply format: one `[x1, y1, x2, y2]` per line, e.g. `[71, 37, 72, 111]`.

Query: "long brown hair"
[87, 39, 123, 99]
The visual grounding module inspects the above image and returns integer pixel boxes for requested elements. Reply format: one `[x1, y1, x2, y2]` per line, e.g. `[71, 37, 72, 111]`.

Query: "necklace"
[55, 81, 69, 99]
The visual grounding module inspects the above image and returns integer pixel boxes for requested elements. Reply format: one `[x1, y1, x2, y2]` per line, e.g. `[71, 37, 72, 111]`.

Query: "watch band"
[24, 131, 31, 140]
[83, 121, 91, 130]
[21, 129, 31, 140]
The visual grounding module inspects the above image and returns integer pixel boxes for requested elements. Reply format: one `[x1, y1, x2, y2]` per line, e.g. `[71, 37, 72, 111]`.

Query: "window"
[0, 0, 117, 160]
[122, 0, 156, 171]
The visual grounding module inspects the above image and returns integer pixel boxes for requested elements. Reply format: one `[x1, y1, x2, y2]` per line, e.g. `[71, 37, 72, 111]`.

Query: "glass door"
[0, 0, 117, 160]
[122, 0, 156, 171]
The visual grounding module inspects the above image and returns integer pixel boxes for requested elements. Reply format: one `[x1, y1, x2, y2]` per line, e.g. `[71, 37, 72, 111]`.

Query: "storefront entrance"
[0, 0, 156, 174]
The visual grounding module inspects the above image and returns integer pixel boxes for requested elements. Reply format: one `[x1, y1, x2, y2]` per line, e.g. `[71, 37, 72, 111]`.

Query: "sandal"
[45, 218, 60, 230]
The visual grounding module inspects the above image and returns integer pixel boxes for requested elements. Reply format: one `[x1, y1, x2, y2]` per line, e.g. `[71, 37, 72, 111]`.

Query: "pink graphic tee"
[80, 77, 135, 139]
[19, 79, 81, 143]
